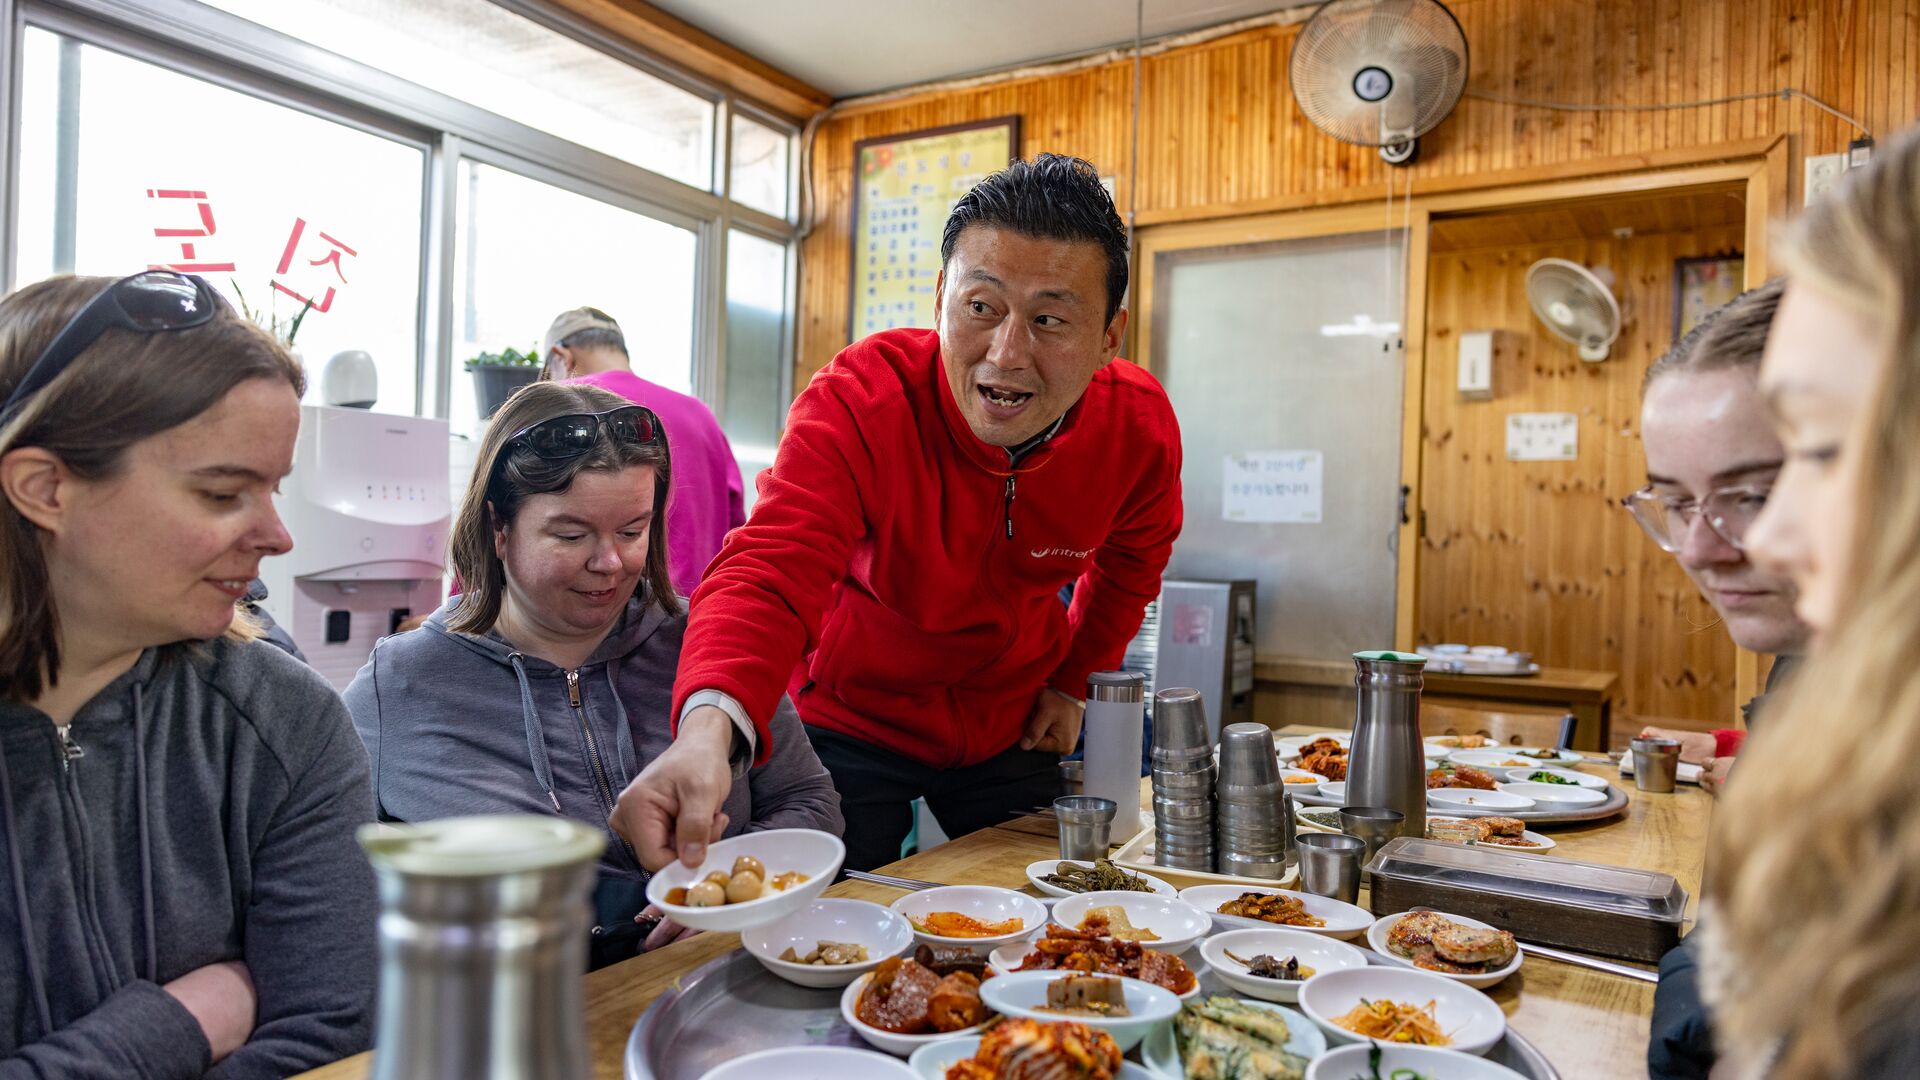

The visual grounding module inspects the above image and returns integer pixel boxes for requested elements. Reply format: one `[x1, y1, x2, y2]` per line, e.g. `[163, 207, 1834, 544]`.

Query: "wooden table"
[300, 748, 1708, 1080]
[1422, 666, 1620, 750]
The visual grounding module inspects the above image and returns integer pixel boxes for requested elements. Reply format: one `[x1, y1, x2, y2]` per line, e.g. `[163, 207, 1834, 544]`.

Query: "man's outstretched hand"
[611, 705, 737, 870]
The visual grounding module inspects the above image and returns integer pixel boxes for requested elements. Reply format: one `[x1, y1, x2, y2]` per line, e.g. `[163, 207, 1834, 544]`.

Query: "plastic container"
[1364, 836, 1688, 962]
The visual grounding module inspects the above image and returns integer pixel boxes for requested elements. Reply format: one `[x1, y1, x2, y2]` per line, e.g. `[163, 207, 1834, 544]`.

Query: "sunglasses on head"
[489, 404, 661, 484]
[1, 271, 224, 420]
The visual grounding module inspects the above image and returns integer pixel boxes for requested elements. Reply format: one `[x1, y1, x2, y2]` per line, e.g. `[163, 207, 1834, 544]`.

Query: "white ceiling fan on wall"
[1526, 258, 1622, 362]
[1288, 0, 1470, 166]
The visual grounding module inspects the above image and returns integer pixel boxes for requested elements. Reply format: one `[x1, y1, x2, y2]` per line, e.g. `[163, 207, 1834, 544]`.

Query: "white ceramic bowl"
[908, 1035, 1160, 1080]
[698, 1045, 919, 1080]
[1299, 966, 1506, 1056]
[1280, 769, 1327, 794]
[1201, 927, 1370, 1003]
[978, 970, 1180, 1053]
[1178, 884, 1374, 940]
[1366, 911, 1524, 989]
[986, 941, 1203, 1001]
[1428, 788, 1535, 812]
[1306, 1043, 1529, 1080]
[1292, 807, 1344, 834]
[1319, 781, 1347, 802]
[740, 899, 914, 989]
[1025, 859, 1176, 898]
[1049, 891, 1211, 956]
[1499, 766, 1607, 789]
[889, 886, 1047, 953]
[1496, 781, 1608, 806]
[1139, 997, 1327, 1076]
[645, 828, 844, 933]
[840, 970, 989, 1056]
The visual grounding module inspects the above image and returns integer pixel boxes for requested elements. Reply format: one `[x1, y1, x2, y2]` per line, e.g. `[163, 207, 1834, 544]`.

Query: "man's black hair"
[940, 153, 1130, 325]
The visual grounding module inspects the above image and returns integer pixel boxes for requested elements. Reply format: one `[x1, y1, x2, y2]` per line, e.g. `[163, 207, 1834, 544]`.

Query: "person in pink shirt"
[543, 307, 746, 597]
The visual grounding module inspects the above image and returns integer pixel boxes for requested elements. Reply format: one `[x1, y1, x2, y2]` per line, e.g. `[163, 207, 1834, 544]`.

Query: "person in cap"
[609, 153, 1184, 873]
[544, 307, 746, 597]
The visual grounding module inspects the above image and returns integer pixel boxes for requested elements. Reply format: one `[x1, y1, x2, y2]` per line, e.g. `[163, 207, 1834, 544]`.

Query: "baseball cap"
[542, 306, 622, 358]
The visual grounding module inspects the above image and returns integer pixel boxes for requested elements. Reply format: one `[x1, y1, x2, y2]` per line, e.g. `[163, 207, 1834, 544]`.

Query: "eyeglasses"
[489, 404, 661, 485]
[1, 271, 223, 420]
[1620, 483, 1771, 552]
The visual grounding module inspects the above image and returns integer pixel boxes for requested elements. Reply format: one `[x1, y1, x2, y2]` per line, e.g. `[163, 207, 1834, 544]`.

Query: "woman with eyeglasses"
[1696, 125, 1920, 1078]
[0, 274, 376, 1076]
[1626, 278, 1811, 799]
[342, 382, 840, 969]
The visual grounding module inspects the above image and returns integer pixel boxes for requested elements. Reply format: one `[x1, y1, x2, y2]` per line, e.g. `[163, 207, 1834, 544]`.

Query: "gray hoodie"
[344, 597, 842, 883]
[0, 639, 378, 1079]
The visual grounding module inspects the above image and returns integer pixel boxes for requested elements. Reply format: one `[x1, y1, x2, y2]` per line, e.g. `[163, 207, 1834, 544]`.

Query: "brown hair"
[1643, 277, 1786, 391]
[446, 381, 677, 634]
[0, 275, 305, 701]
[1704, 126, 1920, 1077]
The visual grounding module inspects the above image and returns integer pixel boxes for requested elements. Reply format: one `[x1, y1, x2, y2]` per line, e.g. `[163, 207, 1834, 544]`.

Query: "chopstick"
[844, 870, 944, 891]
[1518, 941, 1659, 983]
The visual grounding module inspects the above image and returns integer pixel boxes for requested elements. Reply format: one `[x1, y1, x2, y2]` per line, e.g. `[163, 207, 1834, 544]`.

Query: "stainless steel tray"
[1291, 783, 1629, 825]
[625, 947, 1561, 1079]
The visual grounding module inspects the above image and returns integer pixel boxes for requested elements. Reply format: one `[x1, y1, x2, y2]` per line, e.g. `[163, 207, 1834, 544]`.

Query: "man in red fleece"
[612, 154, 1182, 871]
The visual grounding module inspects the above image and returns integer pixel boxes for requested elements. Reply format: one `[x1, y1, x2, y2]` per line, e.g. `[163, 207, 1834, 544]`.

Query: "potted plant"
[465, 343, 543, 419]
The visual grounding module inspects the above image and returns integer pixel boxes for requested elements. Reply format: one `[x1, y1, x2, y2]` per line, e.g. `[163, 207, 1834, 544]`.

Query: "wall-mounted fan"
[1526, 258, 1622, 362]
[1289, 0, 1469, 165]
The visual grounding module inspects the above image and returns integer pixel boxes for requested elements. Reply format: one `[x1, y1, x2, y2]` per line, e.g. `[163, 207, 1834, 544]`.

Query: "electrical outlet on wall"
[1804, 152, 1847, 206]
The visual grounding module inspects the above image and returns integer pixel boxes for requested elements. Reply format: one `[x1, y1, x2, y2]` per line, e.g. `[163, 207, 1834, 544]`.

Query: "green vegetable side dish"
[1040, 858, 1155, 893]
[1351, 1042, 1436, 1080]
[1526, 771, 1577, 785]
[1175, 995, 1310, 1080]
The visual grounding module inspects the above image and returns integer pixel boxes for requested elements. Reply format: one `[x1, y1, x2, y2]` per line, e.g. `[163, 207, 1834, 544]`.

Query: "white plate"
[1448, 749, 1565, 770]
[645, 828, 844, 933]
[979, 970, 1180, 1052]
[700, 1045, 918, 1080]
[1298, 966, 1506, 1056]
[1496, 781, 1607, 806]
[1318, 781, 1347, 802]
[740, 899, 914, 989]
[840, 971, 988, 1056]
[1025, 859, 1176, 898]
[1277, 732, 1350, 760]
[1050, 891, 1211, 956]
[1292, 807, 1344, 834]
[907, 1035, 1159, 1080]
[1177, 884, 1373, 940]
[1423, 817, 1557, 854]
[1366, 911, 1524, 989]
[1428, 788, 1535, 811]
[1201, 928, 1370, 1003]
[1140, 997, 1327, 1076]
[1306, 1043, 1530, 1080]
[987, 941, 1203, 1001]
[1498, 766, 1608, 789]
[889, 886, 1047, 953]
[1424, 736, 1502, 754]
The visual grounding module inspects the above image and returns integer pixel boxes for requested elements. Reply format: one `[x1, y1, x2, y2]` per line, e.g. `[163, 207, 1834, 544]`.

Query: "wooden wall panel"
[1416, 221, 1747, 725]
[799, 0, 1920, 386]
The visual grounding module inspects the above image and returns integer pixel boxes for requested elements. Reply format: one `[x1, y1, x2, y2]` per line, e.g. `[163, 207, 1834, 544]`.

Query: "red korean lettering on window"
[145, 189, 238, 273]
[271, 217, 358, 314]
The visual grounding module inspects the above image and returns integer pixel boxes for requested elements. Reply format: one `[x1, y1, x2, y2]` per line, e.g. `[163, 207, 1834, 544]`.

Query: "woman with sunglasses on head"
[1699, 125, 1920, 1078]
[0, 274, 376, 1077]
[343, 382, 840, 969]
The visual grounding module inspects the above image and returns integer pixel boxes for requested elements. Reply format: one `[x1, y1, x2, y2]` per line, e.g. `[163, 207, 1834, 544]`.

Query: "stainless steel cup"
[1059, 759, 1084, 796]
[1218, 723, 1283, 789]
[1296, 832, 1366, 904]
[1151, 688, 1212, 757]
[1630, 737, 1683, 794]
[1337, 805, 1408, 865]
[1054, 795, 1118, 860]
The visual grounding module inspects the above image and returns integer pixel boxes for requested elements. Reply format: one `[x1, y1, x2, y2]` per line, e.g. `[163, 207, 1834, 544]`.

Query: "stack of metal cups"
[1215, 722, 1293, 880]
[1150, 687, 1216, 872]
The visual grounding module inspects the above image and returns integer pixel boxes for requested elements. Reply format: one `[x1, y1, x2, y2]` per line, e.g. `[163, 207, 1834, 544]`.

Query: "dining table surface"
[297, 725, 1713, 1080]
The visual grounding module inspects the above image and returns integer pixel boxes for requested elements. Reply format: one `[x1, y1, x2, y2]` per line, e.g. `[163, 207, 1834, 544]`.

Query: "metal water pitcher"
[360, 815, 605, 1080]
[1345, 650, 1428, 845]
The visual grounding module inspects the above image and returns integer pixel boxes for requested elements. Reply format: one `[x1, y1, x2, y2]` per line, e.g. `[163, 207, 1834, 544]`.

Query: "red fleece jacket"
[672, 328, 1183, 768]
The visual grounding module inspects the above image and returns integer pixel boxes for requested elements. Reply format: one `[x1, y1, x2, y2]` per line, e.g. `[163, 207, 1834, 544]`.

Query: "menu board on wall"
[849, 116, 1020, 341]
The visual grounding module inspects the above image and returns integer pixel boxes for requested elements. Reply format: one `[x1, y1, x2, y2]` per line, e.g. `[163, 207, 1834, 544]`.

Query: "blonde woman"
[1703, 125, 1920, 1077]
[0, 274, 376, 1076]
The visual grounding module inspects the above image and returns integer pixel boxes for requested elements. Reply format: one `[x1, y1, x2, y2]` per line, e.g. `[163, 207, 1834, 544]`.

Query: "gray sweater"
[344, 597, 842, 882]
[0, 640, 378, 1078]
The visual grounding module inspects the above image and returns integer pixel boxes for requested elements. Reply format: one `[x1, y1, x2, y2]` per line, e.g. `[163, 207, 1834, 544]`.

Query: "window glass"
[202, 0, 714, 189]
[13, 27, 425, 415]
[729, 114, 790, 219]
[451, 160, 697, 441]
[724, 230, 787, 505]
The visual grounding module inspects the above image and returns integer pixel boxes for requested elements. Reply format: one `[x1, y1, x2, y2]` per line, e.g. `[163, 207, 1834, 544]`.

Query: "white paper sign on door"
[1506, 412, 1578, 461]
[1223, 450, 1323, 523]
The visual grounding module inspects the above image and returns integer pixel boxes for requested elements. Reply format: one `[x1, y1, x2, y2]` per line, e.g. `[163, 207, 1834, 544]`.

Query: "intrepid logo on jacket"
[1030, 546, 1094, 560]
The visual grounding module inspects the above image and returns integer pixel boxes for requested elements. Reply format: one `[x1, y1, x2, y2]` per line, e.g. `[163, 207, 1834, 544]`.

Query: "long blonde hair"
[1703, 126, 1920, 1077]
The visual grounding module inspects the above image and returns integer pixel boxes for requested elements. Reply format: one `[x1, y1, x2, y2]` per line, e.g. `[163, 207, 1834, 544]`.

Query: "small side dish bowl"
[978, 970, 1180, 1053]
[698, 1045, 919, 1080]
[1025, 859, 1175, 898]
[1178, 884, 1374, 940]
[1366, 911, 1524, 989]
[1298, 966, 1505, 1056]
[1049, 891, 1211, 956]
[740, 899, 913, 988]
[1428, 788, 1535, 812]
[644, 828, 843, 933]
[840, 971, 989, 1057]
[1496, 781, 1608, 806]
[1305, 1043, 1529, 1080]
[1200, 927, 1370, 1003]
[907, 1035, 1160, 1080]
[1498, 766, 1607, 789]
[889, 886, 1047, 954]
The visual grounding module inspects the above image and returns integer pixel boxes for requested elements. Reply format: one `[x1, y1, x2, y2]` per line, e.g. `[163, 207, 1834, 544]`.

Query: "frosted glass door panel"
[1153, 231, 1405, 659]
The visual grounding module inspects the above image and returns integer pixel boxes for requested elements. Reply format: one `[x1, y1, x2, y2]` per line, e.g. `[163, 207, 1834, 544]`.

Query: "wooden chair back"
[1421, 701, 1576, 748]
